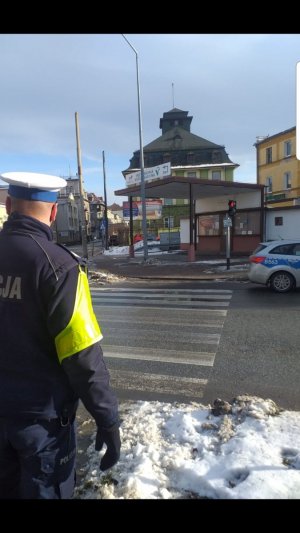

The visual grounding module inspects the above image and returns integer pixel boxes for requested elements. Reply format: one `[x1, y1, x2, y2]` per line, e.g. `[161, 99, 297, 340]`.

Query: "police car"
[248, 240, 300, 293]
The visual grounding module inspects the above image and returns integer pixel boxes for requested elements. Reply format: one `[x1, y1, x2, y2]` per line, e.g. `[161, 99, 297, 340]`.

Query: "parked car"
[248, 240, 300, 293]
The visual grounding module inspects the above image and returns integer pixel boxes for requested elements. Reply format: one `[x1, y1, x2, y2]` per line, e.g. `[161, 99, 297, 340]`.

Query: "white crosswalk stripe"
[108, 370, 208, 398]
[91, 287, 232, 400]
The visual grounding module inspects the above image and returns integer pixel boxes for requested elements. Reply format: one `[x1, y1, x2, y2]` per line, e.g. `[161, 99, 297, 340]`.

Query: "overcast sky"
[0, 34, 299, 205]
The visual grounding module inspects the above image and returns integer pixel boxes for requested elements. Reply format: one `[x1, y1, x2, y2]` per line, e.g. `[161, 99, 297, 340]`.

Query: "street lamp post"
[75, 111, 88, 259]
[102, 150, 109, 250]
[122, 34, 148, 261]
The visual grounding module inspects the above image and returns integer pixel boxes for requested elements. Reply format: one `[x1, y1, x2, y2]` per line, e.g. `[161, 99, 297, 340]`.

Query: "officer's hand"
[95, 425, 121, 471]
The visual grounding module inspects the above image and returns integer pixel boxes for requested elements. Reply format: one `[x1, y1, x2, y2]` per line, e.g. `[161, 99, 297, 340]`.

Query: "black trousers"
[0, 417, 77, 499]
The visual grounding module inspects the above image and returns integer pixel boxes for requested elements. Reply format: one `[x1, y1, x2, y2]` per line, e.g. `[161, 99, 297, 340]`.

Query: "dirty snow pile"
[88, 270, 125, 285]
[75, 395, 300, 499]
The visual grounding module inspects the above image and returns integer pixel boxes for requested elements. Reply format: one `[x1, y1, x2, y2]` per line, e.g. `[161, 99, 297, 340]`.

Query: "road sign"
[223, 217, 232, 228]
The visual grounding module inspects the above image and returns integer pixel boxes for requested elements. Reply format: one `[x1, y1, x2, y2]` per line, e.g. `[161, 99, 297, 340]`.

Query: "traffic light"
[228, 199, 237, 217]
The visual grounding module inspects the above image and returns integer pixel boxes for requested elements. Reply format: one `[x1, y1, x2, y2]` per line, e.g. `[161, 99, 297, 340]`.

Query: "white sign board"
[223, 217, 232, 228]
[125, 162, 171, 186]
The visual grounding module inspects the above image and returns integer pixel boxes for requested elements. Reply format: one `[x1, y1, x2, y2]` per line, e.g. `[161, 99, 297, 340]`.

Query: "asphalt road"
[203, 281, 300, 411]
[91, 279, 300, 411]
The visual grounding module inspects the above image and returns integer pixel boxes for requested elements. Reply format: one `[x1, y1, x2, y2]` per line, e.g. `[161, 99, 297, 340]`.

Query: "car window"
[269, 244, 295, 255]
[292, 244, 300, 256]
[252, 244, 267, 254]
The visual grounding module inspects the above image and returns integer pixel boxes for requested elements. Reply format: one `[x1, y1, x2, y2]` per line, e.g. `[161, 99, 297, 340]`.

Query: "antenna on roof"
[172, 82, 175, 108]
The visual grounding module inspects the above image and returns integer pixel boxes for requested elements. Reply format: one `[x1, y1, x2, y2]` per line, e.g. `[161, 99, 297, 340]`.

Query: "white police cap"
[0, 172, 67, 202]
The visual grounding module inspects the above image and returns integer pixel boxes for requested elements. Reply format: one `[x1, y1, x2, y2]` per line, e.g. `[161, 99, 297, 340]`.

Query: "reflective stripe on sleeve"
[55, 266, 103, 363]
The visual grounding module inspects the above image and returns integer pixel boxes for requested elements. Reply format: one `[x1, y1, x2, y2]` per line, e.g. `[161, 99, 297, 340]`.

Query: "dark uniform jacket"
[0, 212, 119, 429]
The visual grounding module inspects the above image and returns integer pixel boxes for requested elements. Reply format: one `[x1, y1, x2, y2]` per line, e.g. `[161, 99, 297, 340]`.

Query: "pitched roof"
[254, 126, 295, 146]
[161, 107, 189, 117]
[109, 202, 122, 210]
[165, 107, 186, 113]
[143, 126, 222, 153]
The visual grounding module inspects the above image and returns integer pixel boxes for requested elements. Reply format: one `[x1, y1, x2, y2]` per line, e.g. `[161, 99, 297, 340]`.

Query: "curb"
[94, 269, 249, 282]
[90, 256, 250, 282]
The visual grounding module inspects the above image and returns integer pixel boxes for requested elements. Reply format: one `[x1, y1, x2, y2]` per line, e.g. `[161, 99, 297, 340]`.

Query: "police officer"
[0, 172, 121, 499]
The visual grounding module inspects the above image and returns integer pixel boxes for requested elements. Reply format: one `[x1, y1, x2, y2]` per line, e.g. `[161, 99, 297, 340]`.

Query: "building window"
[164, 198, 173, 206]
[198, 215, 220, 236]
[187, 171, 197, 178]
[234, 211, 260, 235]
[284, 140, 292, 157]
[164, 216, 174, 229]
[283, 172, 292, 189]
[187, 152, 195, 164]
[266, 147, 272, 164]
[212, 171, 221, 180]
[266, 177, 272, 193]
[275, 217, 283, 226]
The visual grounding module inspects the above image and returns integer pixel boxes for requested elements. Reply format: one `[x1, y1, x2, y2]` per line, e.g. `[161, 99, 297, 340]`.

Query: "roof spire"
[172, 82, 175, 108]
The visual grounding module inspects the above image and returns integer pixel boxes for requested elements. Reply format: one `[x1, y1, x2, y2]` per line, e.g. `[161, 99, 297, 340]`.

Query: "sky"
[0, 34, 299, 205]
[75, 396, 300, 499]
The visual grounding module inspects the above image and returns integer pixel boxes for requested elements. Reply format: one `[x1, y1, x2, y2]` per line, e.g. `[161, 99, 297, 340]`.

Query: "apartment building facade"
[255, 127, 300, 207]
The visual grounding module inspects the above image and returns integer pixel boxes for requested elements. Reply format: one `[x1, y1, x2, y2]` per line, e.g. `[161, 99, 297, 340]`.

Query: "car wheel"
[269, 271, 295, 293]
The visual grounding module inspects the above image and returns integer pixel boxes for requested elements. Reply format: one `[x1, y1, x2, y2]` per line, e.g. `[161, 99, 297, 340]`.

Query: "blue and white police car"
[248, 240, 300, 293]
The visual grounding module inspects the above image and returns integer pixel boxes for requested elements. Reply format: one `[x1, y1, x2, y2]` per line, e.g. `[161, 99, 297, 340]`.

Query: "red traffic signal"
[228, 200, 237, 216]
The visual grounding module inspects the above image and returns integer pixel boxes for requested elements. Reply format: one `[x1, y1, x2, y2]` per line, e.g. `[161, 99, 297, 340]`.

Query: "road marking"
[100, 316, 224, 328]
[90, 287, 233, 399]
[92, 303, 228, 315]
[103, 344, 216, 366]
[91, 287, 232, 293]
[109, 369, 207, 398]
[93, 297, 230, 307]
[105, 329, 220, 343]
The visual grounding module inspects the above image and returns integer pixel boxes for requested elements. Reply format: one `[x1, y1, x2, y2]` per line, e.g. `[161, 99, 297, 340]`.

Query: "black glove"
[95, 424, 121, 471]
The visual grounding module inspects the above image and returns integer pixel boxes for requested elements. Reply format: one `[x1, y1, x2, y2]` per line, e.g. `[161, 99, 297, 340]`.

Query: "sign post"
[223, 216, 232, 270]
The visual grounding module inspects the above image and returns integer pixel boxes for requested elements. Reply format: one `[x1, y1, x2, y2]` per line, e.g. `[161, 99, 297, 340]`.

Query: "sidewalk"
[89, 250, 250, 281]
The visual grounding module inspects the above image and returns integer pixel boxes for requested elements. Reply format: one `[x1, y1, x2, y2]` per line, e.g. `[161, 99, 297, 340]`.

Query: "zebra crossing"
[91, 287, 232, 401]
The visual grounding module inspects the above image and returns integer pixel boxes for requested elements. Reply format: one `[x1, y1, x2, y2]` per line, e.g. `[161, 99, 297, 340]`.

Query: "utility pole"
[122, 34, 148, 260]
[75, 111, 88, 259]
[102, 150, 109, 250]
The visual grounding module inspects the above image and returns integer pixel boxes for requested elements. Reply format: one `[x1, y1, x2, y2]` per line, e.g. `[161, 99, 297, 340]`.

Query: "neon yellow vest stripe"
[55, 266, 103, 363]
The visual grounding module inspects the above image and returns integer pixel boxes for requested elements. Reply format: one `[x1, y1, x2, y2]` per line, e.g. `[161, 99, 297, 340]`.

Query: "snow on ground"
[75, 395, 300, 500]
[103, 241, 181, 256]
[103, 243, 248, 266]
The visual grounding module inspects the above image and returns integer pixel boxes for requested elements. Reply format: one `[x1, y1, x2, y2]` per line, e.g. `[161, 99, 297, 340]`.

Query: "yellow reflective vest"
[55, 266, 103, 363]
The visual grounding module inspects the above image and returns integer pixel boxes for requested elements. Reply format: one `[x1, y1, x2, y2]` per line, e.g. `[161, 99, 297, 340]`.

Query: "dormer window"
[187, 152, 195, 164]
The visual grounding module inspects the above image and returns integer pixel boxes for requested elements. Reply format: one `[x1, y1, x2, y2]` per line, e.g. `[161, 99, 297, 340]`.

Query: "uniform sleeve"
[43, 263, 119, 429]
[62, 344, 119, 429]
